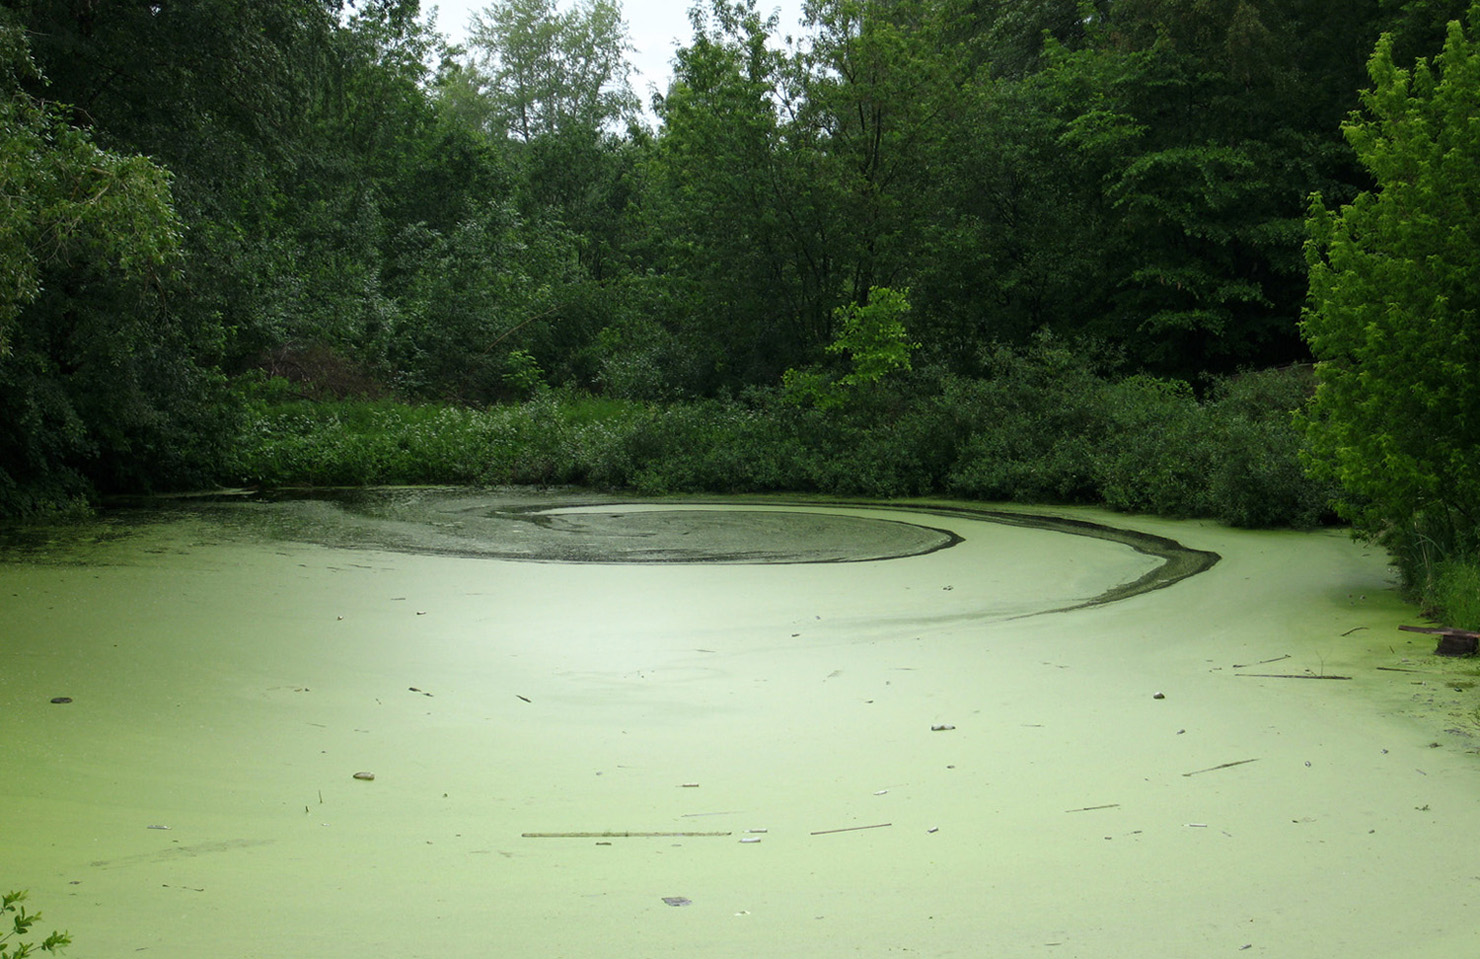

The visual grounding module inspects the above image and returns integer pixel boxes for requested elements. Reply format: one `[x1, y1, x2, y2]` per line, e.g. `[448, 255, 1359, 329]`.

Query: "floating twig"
[1376, 666, 1426, 673]
[810, 823, 892, 836]
[1183, 758, 1259, 777]
[516, 694, 531, 703]
[1341, 626, 1369, 637]
[522, 831, 731, 838]
[1235, 673, 1351, 680]
[1065, 803, 1120, 813]
[1232, 654, 1291, 668]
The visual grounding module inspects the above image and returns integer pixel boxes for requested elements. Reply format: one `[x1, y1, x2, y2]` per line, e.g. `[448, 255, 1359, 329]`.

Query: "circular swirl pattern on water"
[245, 490, 961, 564]
[3, 489, 1219, 611]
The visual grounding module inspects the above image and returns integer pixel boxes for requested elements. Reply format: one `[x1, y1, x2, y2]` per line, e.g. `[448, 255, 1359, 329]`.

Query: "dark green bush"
[1203, 368, 1335, 528]
[1095, 376, 1216, 517]
[945, 341, 1116, 503]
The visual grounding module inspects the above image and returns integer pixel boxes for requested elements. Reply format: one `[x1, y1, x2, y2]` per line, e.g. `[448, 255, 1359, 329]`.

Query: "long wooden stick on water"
[810, 823, 892, 835]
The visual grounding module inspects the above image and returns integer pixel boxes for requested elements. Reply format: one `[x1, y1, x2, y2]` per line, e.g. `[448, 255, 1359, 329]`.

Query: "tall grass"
[1377, 505, 1480, 629]
[1430, 559, 1480, 630]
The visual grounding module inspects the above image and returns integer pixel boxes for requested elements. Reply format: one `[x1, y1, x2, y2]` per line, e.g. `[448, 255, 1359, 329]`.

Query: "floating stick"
[522, 831, 731, 838]
[1232, 654, 1291, 668]
[1235, 673, 1350, 680]
[810, 823, 892, 836]
[1065, 803, 1120, 813]
[1183, 758, 1258, 777]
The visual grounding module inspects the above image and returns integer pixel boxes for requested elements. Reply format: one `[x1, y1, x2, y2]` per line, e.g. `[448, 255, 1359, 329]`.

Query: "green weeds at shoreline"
[229, 359, 1332, 528]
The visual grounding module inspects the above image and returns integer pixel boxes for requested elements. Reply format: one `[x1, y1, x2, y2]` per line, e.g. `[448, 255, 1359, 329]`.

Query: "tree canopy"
[467, 0, 638, 141]
[1, 0, 1472, 514]
[1302, 2, 1480, 552]
[1, 11, 207, 514]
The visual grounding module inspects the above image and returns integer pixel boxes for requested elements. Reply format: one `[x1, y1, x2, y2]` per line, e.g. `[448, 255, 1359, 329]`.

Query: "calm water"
[2, 492, 1476, 957]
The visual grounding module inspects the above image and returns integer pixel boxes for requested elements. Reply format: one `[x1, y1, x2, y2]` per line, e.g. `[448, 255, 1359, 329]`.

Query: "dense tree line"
[0, 0, 1476, 557]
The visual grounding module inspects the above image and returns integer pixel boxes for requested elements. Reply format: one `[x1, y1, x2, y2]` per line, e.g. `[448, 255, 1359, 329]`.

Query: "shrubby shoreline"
[215, 351, 1472, 631]
[229, 359, 1332, 528]
[7, 5, 1477, 636]
[5, 343, 1472, 631]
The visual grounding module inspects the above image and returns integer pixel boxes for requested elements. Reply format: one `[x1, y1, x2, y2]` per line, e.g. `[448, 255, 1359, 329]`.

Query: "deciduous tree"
[0, 14, 226, 513]
[1301, 3, 1480, 550]
[467, 0, 637, 141]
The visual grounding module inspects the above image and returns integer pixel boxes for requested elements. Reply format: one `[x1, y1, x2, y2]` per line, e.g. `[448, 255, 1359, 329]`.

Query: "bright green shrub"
[1302, 7, 1480, 545]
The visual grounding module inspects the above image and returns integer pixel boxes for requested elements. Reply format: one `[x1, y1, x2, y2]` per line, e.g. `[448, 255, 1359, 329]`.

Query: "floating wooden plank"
[1235, 673, 1350, 680]
[1400, 624, 1480, 656]
[1399, 625, 1478, 636]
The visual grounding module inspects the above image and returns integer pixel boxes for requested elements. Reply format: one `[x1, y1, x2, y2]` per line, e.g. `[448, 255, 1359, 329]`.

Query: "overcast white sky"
[421, 0, 806, 101]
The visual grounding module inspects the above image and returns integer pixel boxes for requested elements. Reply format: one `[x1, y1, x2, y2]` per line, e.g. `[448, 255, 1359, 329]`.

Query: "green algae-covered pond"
[3, 491, 1479, 957]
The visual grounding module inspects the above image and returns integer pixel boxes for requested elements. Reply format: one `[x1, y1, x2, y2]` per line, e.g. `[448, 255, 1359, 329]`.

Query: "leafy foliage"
[0, 15, 179, 352]
[467, 0, 638, 141]
[1301, 3, 1480, 565]
[0, 13, 231, 516]
[784, 286, 917, 409]
[232, 344, 1329, 527]
[1, 890, 70, 958]
[1429, 557, 1480, 629]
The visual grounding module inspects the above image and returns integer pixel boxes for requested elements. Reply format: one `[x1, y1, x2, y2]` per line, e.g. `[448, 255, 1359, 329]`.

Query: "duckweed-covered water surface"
[2, 491, 1477, 958]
